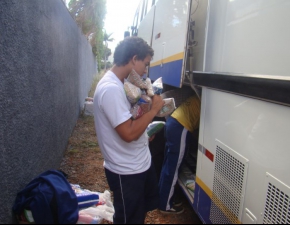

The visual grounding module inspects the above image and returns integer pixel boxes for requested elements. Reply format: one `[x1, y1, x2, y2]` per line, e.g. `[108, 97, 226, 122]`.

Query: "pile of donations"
[12, 170, 114, 224]
[125, 69, 176, 137]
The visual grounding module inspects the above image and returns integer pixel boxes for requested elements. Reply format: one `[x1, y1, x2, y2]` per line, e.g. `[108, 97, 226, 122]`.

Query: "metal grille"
[263, 183, 290, 224]
[210, 145, 246, 224]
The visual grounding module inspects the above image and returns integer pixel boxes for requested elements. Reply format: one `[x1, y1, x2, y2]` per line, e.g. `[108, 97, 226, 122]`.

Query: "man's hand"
[151, 95, 164, 114]
[149, 134, 156, 142]
[115, 95, 165, 143]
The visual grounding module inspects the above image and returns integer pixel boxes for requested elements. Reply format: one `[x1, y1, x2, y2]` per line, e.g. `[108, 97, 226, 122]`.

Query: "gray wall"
[0, 0, 97, 223]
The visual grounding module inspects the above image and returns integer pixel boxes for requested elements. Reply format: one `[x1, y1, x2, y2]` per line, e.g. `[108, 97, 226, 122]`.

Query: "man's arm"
[115, 95, 164, 142]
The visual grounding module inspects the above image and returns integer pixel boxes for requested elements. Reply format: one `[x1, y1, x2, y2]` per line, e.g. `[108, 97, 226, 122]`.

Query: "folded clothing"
[13, 170, 79, 224]
[71, 184, 100, 209]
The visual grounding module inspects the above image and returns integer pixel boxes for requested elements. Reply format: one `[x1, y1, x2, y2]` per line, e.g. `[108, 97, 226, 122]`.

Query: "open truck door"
[148, 0, 191, 88]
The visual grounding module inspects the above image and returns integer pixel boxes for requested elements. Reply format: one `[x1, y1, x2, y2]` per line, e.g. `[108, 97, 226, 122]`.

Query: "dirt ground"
[59, 115, 202, 224]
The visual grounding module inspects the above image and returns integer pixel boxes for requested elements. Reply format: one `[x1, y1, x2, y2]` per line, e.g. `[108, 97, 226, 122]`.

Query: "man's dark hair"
[113, 37, 154, 66]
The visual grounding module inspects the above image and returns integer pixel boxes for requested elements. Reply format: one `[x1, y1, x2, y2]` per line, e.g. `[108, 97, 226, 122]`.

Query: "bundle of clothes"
[72, 185, 114, 224]
[125, 69, 176, 137]
[12, 170, 114, 224]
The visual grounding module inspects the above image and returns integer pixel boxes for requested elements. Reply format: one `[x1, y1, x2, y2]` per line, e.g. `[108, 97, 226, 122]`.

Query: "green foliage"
[104, 32, 114, 43]
[68, 0, 109, 72]
[103, 31, 114, 70]
[94, 29, 105, 72]
[103, 45, 111, 60]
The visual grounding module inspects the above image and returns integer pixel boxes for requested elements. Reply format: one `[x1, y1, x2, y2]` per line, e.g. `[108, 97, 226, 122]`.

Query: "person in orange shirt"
[158, 95, 200, 214]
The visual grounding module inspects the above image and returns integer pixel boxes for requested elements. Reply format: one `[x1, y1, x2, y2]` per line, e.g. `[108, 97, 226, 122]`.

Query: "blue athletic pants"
[158, 116, 192, 211]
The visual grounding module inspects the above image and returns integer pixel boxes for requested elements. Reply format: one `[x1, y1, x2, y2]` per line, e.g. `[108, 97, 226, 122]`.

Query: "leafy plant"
[103, 31, 114, 70]
[68, 0, 109, 72]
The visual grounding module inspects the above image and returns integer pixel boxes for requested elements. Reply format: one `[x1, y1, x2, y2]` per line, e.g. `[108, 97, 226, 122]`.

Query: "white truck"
[130, 0, 290, 223]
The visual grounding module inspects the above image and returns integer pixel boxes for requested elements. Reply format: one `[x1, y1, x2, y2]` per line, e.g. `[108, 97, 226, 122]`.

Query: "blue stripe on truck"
[149, 59, 183, 88]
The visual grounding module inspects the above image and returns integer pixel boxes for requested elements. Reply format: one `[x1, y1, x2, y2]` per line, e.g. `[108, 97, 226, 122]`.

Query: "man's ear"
[131, 55, 138, 65]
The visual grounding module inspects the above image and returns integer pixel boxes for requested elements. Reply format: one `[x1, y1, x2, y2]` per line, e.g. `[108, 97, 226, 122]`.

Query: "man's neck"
[111, 65, 131, 83]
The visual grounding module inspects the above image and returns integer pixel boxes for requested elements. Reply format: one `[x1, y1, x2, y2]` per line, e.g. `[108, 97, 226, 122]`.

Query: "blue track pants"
[158, 116, 192, 211]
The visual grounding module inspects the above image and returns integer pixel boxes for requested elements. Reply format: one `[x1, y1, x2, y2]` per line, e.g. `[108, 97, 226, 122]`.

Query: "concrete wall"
[0, 0, 97, 223]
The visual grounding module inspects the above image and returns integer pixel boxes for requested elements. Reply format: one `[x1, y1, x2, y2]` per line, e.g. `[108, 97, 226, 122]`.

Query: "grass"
[68, 149, 79, 154]
[80, 141, 99, 148]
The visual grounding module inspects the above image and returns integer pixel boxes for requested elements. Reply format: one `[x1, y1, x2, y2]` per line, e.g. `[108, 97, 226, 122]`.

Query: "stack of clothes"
[12, 170, 114, 224]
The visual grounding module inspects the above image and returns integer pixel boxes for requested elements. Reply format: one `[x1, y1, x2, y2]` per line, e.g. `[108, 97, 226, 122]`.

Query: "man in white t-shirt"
[93, 37, 164, 224]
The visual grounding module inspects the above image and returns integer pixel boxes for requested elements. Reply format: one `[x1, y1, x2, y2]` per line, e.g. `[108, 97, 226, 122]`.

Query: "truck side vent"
[210, 141, 248, 224]
[263, 182, 290, 224]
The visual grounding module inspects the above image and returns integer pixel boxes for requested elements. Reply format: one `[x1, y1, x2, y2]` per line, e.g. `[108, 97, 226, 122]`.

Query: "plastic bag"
[77, 213, 102, 224]
[78, 190, 114, 223]
[146, 121, 165, 138]
[98, 190, 114, 209]
[156, 98, 176, 117]
[152, 77, 163, 95]
[130, 99, 151, 120]
[130, 104, 144, 120]
[141, 89, 147, 95]
[145, 78, 154, 97]
[85, 97, 94, 102]
[139, 95, 152, 104]
[127, 69, 148, 89]
[139, 103, 151, 114]
[124, 81, 142, 104]
[84, 101, 94, 116]
[186, 180, 195, 192]
[78, 206, 114, 224]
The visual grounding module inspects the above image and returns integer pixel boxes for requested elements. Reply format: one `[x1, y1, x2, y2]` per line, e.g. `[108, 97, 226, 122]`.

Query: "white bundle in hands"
[130, 94, 152, 119]
[124, 69, 173, 118]
[127, 69, 148, 89]
[156, 98, 176, 117]
[124, 81, 142, 104]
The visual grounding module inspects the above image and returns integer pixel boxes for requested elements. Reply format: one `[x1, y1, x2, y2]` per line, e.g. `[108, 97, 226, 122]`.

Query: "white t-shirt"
[93, 70, 151, 175]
